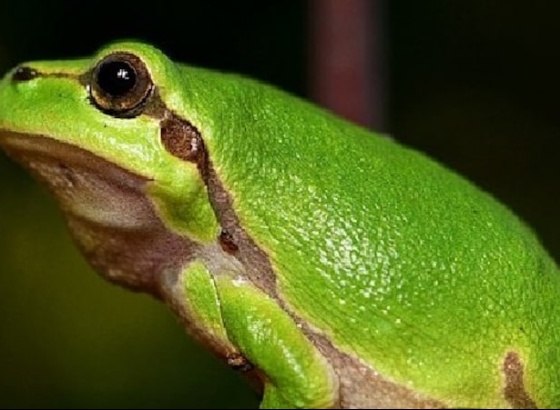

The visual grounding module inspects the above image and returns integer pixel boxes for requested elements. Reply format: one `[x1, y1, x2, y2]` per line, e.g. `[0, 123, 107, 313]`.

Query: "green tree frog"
[0, 41, 559, 409]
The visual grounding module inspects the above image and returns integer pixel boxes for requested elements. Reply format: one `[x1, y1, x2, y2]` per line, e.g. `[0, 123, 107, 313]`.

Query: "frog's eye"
[89, 52, 153, 118]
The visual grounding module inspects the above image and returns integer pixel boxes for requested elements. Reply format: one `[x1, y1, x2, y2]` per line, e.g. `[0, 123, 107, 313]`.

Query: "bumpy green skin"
[1, 42, 559, 408]
[168, 51, 560, 406]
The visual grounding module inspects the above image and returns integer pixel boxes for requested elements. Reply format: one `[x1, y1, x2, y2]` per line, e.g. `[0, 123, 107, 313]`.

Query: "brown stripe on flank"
[158, 112, 278, 296]
[503, 352, 537, 409]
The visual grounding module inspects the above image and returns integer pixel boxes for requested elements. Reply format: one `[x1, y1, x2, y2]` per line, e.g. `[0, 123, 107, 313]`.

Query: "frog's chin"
[0, 131, 152, 229]
[0, 131, 194, 297]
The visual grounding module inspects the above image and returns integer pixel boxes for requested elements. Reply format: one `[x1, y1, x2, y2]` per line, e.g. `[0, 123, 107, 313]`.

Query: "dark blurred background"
[0, 1, 558, 408]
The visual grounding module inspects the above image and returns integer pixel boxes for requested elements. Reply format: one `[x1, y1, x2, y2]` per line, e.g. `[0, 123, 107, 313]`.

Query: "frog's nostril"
[12, 66, 39, 82]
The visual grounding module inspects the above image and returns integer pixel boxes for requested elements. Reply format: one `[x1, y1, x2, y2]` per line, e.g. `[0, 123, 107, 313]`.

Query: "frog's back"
[175, 64, 560, 407]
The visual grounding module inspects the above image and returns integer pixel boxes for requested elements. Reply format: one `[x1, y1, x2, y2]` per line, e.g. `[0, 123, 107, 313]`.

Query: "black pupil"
[97, 61, 137, 97]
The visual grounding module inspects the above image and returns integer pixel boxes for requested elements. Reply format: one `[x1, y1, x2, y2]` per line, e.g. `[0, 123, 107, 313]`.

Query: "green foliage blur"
[0, 1, 559, 408]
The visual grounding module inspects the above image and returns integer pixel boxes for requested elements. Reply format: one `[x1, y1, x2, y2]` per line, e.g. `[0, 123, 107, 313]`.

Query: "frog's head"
[0, 42, 219, 296]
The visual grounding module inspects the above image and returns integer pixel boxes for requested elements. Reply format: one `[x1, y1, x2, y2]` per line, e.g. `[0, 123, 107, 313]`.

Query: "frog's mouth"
[0, 131, 195, 297]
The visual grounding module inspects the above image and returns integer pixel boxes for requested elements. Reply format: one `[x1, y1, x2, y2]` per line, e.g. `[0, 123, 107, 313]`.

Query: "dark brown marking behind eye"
[12, 66, 39, 82]
[219, 228, 239, 254]
[160, 117, 201, 162]
[503, 351, 537, 409]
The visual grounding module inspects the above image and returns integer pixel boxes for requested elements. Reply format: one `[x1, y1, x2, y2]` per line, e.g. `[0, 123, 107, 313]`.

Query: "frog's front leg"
[176, 260, 338, 409]
[215, 275, 339, 409]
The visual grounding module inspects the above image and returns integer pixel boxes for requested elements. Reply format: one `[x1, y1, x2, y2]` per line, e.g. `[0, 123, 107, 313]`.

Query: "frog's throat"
[0, 130, 198, 298]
